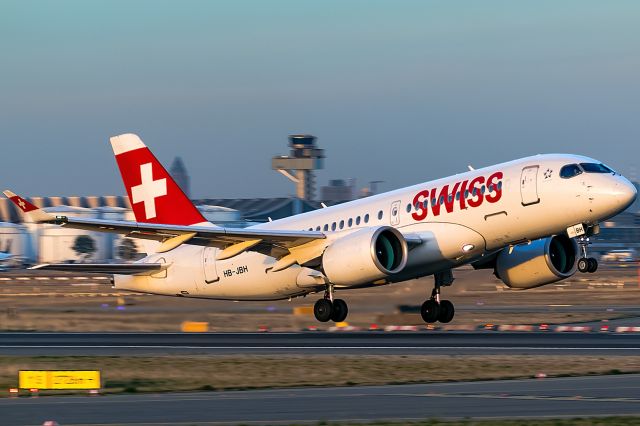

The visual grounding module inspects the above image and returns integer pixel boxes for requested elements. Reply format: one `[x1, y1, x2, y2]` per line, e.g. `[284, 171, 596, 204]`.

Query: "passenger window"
[406, 204, 411, 213]
[348, 218, 353, 227]
[323, 224, 328, 231]
[339, 220, 344, 229]
[431, 198, 437, 207]
[316, 226, 321, 231]
[378, 210, 383, 220]
[481, 185, 486, 194]
[560, 164, 583, 178]
[364, 214, 370, 223]
[356, 216, 361, 225]
[580, 163, 614, 174]
[422, 200, 429, 209]
[331, 222, 336, 231]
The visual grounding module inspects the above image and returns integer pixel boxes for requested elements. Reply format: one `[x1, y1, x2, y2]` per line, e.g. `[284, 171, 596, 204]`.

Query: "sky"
[1, 1, 639, 198]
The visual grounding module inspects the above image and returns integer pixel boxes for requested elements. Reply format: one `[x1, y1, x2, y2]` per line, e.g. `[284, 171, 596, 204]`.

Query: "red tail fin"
[110, 133, 207, 226]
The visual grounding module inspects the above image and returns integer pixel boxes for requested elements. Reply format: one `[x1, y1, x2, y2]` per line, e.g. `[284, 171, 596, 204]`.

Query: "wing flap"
[30, 263, 168, 275]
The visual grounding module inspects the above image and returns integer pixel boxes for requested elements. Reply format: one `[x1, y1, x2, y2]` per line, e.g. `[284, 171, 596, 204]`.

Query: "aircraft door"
[520, 166, 540, 206]
[203, 247, 219, 283]
[390, 200, 401, 226]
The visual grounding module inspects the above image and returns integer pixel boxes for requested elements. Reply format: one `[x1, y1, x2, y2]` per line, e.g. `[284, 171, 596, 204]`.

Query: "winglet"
[3, 190, 55, 222]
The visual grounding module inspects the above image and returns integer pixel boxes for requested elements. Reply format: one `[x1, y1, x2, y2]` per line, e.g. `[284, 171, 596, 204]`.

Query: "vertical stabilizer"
[110, 133, 207, 226]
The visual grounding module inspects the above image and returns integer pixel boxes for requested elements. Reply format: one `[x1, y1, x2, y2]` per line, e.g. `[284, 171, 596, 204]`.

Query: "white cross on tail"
[131, 163, 167, 219]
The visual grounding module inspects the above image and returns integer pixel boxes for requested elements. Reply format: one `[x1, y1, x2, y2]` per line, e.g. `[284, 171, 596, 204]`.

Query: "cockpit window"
[560, 164, 582, 178]
[580, 163, 614, 174]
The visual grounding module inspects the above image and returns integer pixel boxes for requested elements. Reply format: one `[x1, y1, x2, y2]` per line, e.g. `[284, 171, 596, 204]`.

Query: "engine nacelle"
[496, 235, 578, 289]
[322, 226, 408, 286]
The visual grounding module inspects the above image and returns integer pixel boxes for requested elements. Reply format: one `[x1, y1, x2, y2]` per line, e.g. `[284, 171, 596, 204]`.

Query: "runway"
[2, 374, 639, 425]
[1, 331, 640, 355]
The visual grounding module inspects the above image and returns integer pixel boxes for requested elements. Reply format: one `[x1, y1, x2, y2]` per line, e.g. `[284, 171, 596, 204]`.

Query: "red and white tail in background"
[110, 133, 208, 226]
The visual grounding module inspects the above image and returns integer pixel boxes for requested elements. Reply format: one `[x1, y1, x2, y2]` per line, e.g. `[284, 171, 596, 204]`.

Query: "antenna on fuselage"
[467, 165, 475, 171]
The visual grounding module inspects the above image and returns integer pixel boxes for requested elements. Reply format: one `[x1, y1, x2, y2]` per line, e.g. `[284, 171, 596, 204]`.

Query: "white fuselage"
[114, 154, 636, 300]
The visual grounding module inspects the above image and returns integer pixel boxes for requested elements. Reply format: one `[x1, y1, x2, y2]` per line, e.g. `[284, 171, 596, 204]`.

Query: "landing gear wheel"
[587, 257, 598, 273]
[438, 300, 455, 323]
[421, 299, 440, 323]
[314, 299, 333, 322]
[577, 257, 589, 273]
[331, 299, 349, 322]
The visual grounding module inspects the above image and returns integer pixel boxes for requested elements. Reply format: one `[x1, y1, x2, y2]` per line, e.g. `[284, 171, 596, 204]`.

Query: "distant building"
[592, 211, 640, 253]
[359, 180, 384, 198]
[169, 156, 191, 198]
[272, 135, 324, 201]
[320, 179, 355, 203]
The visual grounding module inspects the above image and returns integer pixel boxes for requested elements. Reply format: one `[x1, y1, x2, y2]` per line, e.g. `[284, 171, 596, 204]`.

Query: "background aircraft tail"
[110, 133, 208, 226]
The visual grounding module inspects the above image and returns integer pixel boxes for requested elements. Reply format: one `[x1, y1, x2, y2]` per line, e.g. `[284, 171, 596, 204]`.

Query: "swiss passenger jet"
[5, 134, 636, 323]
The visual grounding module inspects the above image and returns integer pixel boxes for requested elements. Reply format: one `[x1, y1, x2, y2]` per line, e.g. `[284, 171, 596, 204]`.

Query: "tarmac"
[2, 374, 639, 425]
[1, 331, 640, 355]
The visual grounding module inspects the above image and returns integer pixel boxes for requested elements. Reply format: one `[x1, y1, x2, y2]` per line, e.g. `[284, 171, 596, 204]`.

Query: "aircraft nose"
[613, 177, 637, 211]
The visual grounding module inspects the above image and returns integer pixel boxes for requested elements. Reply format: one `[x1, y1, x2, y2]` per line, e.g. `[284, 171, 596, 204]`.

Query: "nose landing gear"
[577, 237, 598, 273]
[421, 270, 456, 324]
[313, 284, 349, 323]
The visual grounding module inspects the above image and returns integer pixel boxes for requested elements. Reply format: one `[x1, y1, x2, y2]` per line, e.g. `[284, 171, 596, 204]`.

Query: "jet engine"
[322, 226, 408, 286]
[495, 235, 578, 289]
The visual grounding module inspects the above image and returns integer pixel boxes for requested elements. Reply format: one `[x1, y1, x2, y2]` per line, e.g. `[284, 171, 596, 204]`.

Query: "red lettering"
[442, 182, 460, 214]
[411, 190, 429, 221]
[430, 188, 441, 216]
[458, 180, 468, 210]
[485, 171, 503, 203]
[467, 176, 485, 208]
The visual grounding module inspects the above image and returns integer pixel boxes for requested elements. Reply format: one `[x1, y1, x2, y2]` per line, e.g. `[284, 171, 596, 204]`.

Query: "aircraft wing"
[48, 216, 323, 248]
[31, 263, 168, 275]
[4, 190, 324, 255]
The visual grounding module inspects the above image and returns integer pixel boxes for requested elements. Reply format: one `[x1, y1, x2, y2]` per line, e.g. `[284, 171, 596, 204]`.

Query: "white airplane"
[4, 134, 637, 323]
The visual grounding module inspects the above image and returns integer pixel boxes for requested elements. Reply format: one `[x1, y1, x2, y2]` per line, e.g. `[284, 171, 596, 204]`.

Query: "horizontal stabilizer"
[30, 263, 168, 275]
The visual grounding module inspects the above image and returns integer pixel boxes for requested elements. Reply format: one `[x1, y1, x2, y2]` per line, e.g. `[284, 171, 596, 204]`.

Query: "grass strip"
[1, 355, 639, 396]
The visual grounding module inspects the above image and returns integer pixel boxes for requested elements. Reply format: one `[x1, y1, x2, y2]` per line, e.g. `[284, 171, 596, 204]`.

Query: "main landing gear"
[577, 236, 598, 273]
[421, 270, 455, 324]
[314, 284, 348, 323]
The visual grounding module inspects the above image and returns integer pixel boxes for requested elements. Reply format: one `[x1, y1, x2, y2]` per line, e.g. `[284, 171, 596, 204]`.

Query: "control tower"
[272, 135, 324, 200]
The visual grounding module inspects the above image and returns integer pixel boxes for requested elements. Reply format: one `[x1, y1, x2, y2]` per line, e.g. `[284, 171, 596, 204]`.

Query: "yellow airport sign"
[19, 370, 101, 390]
[293, 306, 314, 316]
[181, 321, 209, 332]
